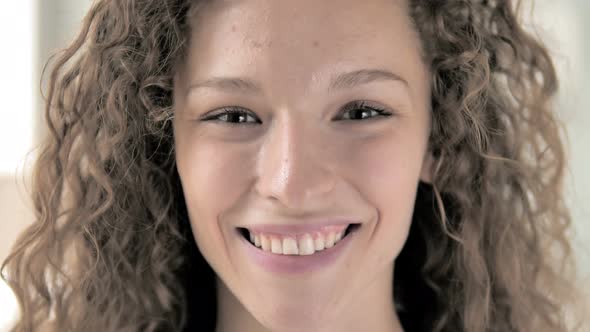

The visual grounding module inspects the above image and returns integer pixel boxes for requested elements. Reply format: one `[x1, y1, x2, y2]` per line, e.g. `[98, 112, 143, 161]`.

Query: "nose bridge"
[255, 113, 336, 209]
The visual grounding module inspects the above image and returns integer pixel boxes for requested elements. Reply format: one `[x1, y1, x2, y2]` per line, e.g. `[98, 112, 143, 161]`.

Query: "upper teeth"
[247, 227, 348, 256]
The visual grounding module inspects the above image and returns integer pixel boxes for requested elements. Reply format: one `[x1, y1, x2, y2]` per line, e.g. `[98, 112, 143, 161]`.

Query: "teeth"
[282, 237, 299, 255]
[254, 234, 261, 247]
[314, 235, 325, 251]
[325, 232, 335, 248]
[246, 226, 353, 256]
[271, 237, 283, 254]
[261, 234, 271, 251]
[298, 234, 315, 255]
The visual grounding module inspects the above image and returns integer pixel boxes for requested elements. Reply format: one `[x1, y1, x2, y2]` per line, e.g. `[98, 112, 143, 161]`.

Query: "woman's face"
[173, 0, 431, 330]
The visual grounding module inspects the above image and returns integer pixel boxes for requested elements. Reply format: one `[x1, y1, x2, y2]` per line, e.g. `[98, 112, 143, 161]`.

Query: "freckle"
[231, 25, 236, 32]
[312, 40, 319, 47]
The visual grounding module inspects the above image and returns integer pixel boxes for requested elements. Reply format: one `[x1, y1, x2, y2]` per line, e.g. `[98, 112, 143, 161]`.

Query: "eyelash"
[200, 100, 393, 125]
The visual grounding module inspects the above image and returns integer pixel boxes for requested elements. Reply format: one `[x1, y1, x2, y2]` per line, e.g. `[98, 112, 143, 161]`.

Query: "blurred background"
[0, 0, 588, 330]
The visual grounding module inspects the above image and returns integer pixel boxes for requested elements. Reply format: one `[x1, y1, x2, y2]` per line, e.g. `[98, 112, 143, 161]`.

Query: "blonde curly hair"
[2, 0, 585, 331]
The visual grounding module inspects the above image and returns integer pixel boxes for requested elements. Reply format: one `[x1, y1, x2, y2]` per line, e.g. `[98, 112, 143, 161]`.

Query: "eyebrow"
[186, 68, 408, 96]
[328, 68, 408, 92]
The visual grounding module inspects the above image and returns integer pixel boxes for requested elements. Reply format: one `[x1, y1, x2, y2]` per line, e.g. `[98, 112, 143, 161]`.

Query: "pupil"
[229, 113, 242, 122]
[353, 109, 369, 119]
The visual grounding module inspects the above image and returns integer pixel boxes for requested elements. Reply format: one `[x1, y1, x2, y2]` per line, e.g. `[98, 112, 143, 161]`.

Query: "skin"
[173, 0, 433, 331]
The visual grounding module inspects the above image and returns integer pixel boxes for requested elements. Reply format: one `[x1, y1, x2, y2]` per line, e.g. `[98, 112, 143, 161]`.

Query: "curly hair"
[1, 0, 585, 331]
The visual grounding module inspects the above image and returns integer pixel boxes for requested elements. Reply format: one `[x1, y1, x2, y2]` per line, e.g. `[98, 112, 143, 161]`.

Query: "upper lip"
[238, 218, 361, 236]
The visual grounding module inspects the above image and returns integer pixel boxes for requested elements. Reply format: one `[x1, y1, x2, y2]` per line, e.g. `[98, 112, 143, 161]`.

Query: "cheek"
[351, 131, 424, 258]
[174, 135, 257, 263]
[177, 142, 251, 208]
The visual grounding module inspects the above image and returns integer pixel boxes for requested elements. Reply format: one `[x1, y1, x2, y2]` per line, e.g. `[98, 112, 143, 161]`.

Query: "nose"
[254, 116, 336, 211]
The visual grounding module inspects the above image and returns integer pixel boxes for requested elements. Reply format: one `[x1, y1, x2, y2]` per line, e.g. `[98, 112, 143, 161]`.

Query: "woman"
[1, 0, 584, 331]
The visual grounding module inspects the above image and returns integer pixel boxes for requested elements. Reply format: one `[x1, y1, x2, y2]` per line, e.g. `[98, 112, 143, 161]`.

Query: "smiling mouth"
[237, 223, 361, 256]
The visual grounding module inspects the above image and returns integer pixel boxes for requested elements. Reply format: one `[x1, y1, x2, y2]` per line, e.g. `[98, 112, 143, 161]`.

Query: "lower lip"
[237, 227, 358, 275]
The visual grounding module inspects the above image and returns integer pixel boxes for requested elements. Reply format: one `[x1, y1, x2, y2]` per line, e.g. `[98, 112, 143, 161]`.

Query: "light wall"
[529, 1, 590, 279]
[0, 1, 93, 331]
[0, 0, 93, 261]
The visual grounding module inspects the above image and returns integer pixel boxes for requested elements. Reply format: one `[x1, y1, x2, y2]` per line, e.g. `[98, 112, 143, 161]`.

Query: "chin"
[248, 295, 341, 332]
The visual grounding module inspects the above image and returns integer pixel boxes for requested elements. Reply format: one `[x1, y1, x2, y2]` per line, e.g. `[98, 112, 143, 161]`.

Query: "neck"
[215, 263, 404, 332]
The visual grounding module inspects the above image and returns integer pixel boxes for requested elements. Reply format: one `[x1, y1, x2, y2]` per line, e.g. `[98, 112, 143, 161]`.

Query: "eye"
[338, 100, 393, 121]
[200, 100, 393, 126]
[200, 107, 261, 125]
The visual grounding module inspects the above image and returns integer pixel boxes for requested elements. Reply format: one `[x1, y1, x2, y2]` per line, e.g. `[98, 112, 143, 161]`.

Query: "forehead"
[180, 0, 427, 101]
